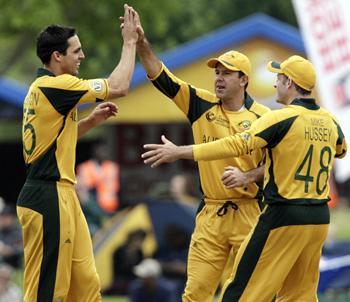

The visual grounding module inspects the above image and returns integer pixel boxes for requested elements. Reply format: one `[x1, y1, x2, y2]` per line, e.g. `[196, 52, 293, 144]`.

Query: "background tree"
[0, 0, 297, 84]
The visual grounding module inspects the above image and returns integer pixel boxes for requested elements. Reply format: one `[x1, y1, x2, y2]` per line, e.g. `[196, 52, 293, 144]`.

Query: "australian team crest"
[206, 111, 216, 122]
[238, 120, 251, 130]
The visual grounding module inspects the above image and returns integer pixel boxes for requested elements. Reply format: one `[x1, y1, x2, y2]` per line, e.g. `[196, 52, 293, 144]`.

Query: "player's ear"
[52, 51, 62, 63]
[240, 74, 248, 87]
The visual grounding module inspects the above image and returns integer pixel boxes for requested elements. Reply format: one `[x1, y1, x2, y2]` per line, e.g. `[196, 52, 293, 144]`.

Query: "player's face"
[275, 74, 290, 104]
[214, 64, 247, 102]
[60, 35, 85, 76]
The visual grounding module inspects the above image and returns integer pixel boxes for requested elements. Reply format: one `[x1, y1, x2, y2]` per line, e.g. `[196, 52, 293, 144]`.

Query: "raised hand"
[121, 4, 138, 43]
[133, 7, 145, 43]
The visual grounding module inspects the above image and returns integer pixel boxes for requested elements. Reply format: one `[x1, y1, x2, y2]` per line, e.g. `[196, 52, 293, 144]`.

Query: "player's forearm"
[193, 134, 247, 161]
[107, 41, 136, 99]
[243, 165, 265, 183]
[77, 116, 95, 138]
[136, 37, 162, 79]
[177, 145, 194, 160]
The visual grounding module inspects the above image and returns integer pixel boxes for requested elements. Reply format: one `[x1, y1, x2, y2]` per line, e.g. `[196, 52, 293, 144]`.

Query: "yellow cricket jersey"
[193, 98, 347, 204]
[151, 64, 270, 201]
[22, 68, 109, 184]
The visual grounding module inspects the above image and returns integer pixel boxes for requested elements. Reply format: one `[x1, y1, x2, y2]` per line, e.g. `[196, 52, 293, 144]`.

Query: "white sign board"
[293, 0, 350, 182]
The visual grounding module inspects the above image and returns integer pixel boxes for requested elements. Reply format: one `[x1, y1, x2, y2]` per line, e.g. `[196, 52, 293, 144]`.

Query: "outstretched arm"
[142, 131, 254, 168]
[142, 135, 193, 168]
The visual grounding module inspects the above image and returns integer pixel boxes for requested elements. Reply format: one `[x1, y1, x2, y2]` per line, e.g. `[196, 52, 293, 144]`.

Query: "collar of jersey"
[290, 98, 320, 110]
[37, 68, 56, 78]
[218, 92, 254, 110]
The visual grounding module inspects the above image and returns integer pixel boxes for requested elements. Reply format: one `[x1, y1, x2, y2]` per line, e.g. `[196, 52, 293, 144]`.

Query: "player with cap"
[129, 8, 270, 301]
[142, 55, 347, 301]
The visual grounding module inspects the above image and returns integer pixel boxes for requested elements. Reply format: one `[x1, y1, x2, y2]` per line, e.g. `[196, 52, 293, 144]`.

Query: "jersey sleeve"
[61, 75, 109, 104]
[333, 119, 347, 158]
[193, 111, 297, 161]
[39, 75, 108, 116]
[150, 63, 217, 120]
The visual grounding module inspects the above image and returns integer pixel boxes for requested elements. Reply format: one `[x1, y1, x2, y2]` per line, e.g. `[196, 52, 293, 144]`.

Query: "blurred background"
[0, 0, 349, 301]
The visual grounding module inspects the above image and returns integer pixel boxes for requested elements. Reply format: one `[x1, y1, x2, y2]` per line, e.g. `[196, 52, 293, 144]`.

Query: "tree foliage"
[0, 0, 297, 84]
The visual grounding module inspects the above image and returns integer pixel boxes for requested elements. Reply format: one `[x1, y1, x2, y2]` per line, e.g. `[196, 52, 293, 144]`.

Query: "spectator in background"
[0, 263, 21, 302]
[147, 181, 172, 202]
[169, 173, 200, 209]
[335, 176, 350, 207]
[155, 225, 189, 301]
[0, 205, 22, 268]
[76, 142, 121, 236]
[105, 229, 147, 295]
[128, 258, 177, 302]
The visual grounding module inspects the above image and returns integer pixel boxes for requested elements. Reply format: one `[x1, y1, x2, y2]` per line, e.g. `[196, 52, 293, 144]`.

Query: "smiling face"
[214, 63, 247, 103]
[59, 35, 85, 76]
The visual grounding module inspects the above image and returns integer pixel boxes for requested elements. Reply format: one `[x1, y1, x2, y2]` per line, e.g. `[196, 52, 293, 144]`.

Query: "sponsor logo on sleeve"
[89, 79, 103, 92]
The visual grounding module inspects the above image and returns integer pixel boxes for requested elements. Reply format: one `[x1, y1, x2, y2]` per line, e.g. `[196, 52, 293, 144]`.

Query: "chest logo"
[206, 111, 216, 121]
[238, 120, 251, 130]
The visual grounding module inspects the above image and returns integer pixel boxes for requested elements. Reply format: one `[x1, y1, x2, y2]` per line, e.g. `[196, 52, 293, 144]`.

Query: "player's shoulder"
[36, 73, 79, 90]
[318, 106, 337, 120]
[194, 87, 219, 103]
[248, 98, 271, 116]
[55, 74, 83, 88]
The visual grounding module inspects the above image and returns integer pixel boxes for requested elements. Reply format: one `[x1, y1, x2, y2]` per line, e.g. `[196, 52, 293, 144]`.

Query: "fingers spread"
[141, 149, 160, 159]
[143, 153, 162, 165]
[143, 144, 163, 151]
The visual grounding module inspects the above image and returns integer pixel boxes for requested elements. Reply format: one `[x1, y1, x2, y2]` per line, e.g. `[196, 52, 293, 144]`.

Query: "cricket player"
[126, 7, 270, 301]
[17, 5, 138, 301]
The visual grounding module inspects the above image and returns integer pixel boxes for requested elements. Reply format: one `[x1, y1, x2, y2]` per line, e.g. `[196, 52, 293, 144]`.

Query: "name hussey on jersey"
[304, 118, 332, 142]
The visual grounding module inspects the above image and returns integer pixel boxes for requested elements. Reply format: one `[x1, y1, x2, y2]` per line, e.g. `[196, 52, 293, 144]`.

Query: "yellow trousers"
[17, 180, 101, 302]
[182, 199, 262, 302]
[220, 203, 329, 302]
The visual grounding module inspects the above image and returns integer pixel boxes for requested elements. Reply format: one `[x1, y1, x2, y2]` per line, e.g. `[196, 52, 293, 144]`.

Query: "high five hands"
[119, 4, 144, 42]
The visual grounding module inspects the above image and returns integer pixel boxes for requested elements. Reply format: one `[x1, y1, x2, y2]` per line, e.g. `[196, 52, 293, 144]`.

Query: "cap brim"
[207, 58, 240, 72]
[267, 61, 282, 73]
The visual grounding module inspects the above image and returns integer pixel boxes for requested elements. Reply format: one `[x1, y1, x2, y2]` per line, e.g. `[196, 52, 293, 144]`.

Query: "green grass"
[102, 297, 128, 302]
[319, 292, 350, 302]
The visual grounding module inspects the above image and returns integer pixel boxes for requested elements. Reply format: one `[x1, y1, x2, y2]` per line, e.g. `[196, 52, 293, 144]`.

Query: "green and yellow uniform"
[151, 64, 270, 301]
[17, 68, 108, 302]
[193, 98, 347, 302]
